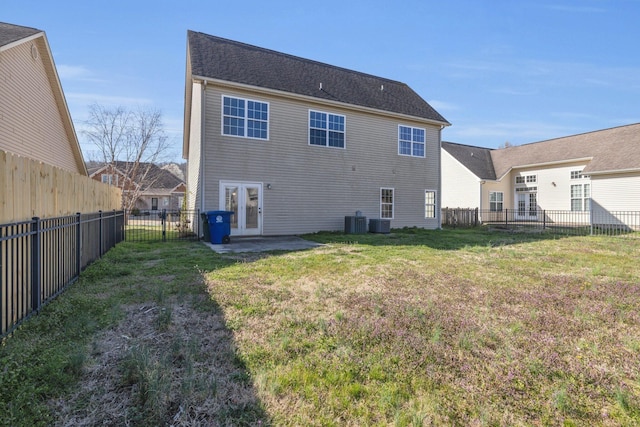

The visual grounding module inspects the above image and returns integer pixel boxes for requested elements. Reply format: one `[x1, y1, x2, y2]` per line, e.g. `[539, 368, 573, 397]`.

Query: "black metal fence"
[1, 210, 124, 339]
[442, 208, 640, 236]
[124, 209, 200, 242]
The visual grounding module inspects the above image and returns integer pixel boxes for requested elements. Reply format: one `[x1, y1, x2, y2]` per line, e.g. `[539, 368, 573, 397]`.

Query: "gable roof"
[90, 162, 185, 191]
[441, 141, 496, 180]
[0, 22, 41, 49]
[490, 123, 640, 178]
[186, 31, 449, 125]
[0, 22, 87, 175]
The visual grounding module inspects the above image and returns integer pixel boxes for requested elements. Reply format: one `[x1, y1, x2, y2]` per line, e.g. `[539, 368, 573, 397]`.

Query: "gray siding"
[199, 83, 441, 235]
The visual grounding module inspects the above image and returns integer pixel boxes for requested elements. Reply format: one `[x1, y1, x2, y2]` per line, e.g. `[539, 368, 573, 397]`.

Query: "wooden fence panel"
[0, 150, 121, 223]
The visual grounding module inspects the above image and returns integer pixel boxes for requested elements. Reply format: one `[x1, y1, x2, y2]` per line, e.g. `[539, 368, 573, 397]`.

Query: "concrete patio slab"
[202, 236, 324, 253]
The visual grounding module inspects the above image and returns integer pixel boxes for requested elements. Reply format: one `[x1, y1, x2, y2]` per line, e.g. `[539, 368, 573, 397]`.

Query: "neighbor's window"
[380, 188, 394, 219]
[425, 190, 436, 218]
[222, 95, 269, 139]
[398, 125, 425, 157]
[101, 174, 118, 186]
[571, 184, 591, 211]
[151, 197, 158, 210]
[489, 191, 504, 212]
[309, 110, 345, 148]
[515, 174, 536, 184]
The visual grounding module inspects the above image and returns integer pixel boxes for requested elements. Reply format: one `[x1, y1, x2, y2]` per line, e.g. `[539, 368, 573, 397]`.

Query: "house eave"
[587, 167, 640, 176]
[192, 74, 451, 127]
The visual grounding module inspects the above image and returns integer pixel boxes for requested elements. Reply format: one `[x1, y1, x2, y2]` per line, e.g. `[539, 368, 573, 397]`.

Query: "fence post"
[99, 210, 103, 257]
[31, 217, 41, 313]
[475, 208, 478, 227]
[543, 210, 546, 230]
[505, 209, 508, 227]
[162, 209, 167, 242]
[76, 212, 82, 276]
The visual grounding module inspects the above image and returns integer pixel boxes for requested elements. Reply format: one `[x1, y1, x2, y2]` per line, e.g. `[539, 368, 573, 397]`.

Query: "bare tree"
[84, 104, 170, 211]
[498, 141, 514, 149]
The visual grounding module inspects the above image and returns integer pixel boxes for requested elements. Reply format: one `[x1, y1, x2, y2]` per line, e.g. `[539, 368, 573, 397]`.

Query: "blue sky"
[4, 0, 640, 162]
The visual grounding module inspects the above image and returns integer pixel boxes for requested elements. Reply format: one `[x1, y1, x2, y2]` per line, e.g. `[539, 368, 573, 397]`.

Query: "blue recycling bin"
[206, 210, 234, 244]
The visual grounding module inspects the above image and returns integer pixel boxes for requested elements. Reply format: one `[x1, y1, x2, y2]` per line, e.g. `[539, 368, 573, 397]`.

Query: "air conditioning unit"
[345, 216, 367, 234]
[369, 218, 390, 234]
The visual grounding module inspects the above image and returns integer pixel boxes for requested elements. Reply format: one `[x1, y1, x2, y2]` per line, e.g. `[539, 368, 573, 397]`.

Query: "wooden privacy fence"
[0, 150, 122, 223]
[441, 207, 479, 227]
[1, 210, 124, 339]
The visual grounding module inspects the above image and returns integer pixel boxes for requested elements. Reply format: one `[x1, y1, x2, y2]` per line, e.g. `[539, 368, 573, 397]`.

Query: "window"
[571, 170, 590, 180]
[309, 110, 345, 148]
[571, 184, 591, 211]
[425, 190, 436, 218]
[101, 174, 117, 186]
[489, 191, 503, 212]
[398, 125, 425, 157]
[222, 96, 268, 139]
[380, 188, 394, 219]
[515, 174, 536, 184]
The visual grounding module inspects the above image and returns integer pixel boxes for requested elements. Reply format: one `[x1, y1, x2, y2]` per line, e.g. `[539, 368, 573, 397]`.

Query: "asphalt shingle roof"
[0, 22, 41, 48]
[441, 141, 496, 180]
[187, 31, 449, 124]
[490, 123, 640, 178]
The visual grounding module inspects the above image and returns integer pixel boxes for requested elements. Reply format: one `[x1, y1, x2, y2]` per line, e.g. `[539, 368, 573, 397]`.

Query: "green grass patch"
[1, 229, 639, 425]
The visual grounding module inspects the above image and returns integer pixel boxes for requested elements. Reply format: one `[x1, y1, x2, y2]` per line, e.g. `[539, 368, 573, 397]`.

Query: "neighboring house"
[183, 31, 450, 236]
[442, 123, 640, 227]
[0, 22, 87, 175]
[89, 162, 186, 211]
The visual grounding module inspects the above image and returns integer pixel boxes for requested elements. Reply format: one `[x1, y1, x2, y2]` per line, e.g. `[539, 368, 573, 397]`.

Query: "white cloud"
[66, 92, 153, 107]
[428, 100, 458, 112]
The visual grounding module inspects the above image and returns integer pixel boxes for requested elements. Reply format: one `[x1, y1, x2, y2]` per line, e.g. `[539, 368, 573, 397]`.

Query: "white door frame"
[219, 181, 263, 236]
[515, 190, 538, 220]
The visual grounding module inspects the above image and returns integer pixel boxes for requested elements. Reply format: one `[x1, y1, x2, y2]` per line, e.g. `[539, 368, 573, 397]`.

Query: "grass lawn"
[1, 228, 639, 426]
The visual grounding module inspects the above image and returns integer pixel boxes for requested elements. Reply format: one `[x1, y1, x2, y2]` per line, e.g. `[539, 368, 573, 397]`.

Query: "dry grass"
[2, 230, 639, 426]
[206, 231, 640, 426]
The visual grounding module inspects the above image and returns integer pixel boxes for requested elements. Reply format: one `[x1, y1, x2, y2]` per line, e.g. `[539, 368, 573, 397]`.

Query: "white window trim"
[221, 95, 270, 140]
[380, 187, 394, 219]
[425, 189, 437, 219]
[308, 109, 346, 149]
[398, 125, 426, 158]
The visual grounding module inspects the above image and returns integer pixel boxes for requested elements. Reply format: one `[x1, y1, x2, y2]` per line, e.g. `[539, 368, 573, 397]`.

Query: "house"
[442, 123, 640, 228]
[0, 22, 86, 175]
[183, 31, 450, 236]
[89, 162, 186, 211]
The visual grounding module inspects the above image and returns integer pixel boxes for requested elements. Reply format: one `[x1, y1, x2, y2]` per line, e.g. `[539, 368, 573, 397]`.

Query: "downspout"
[200, 80, 207, 214]
[437, 124, 445, 229]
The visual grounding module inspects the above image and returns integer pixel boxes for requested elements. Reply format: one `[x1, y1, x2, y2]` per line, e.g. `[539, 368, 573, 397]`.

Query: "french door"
[219, 182, 262, 236]
[516, 191, 537, 219]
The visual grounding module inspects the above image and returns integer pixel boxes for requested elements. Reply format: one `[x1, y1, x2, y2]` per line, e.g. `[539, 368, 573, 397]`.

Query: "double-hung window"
[570, 170, 590, 211]
[489, 191, 503, 212]
[571, 183, 591, 211]
[425, 190, 436, 218]
[398, 125, 425, 157]
[309, 110, 345, 148]
[222, 96, 269, 139]
[380, 188, 394, 219]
